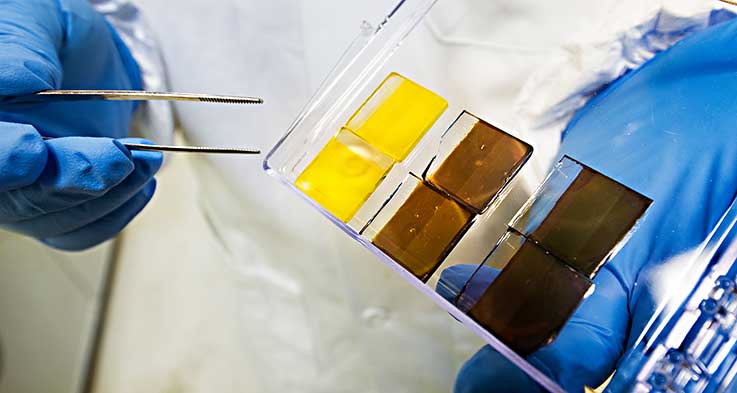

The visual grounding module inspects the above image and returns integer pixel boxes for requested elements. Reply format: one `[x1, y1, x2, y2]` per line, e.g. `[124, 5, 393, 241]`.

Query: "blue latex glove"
[0, 0, 162, 251]
[439, 16, 737, 392]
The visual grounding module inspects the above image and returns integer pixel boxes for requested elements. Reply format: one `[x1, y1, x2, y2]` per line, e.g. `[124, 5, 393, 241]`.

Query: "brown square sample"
[373, 182, 474, 282]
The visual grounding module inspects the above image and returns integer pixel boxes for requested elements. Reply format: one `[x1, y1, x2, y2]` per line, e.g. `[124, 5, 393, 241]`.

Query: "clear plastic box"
[263, 1, 734, 391]
[608, 199, 737, 392]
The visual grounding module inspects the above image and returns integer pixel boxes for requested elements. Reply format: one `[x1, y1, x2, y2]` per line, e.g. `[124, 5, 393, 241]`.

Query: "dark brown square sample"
[527, 167, 651, 278]
[467, 240, 592, 355]
[427, 119, 531, 213]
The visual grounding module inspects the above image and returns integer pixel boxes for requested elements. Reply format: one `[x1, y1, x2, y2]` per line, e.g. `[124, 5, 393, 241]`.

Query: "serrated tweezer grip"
[6, 90, 263, 105]
[123, 143, 260, 155]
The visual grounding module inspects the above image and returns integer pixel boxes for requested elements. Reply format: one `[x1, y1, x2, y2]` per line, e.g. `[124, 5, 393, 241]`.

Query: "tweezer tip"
[198, 97, 263, 105]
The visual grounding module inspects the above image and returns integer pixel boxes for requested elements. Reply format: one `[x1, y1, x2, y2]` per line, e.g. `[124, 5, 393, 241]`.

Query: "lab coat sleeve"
[90, 0, 175, 145]
[515, 4, 736, 171]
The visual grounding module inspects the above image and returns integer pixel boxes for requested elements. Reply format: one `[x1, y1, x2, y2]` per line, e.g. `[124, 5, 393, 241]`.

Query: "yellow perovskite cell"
[295, 130, 394, 222]
[347, 73, 448, 161]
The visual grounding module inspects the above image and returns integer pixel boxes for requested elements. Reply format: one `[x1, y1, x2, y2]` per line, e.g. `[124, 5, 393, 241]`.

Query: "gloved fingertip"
[97, 137, 138, 180]
[111, 138, 133, 159]
[119, 139, 163, 175]
[131, 149, 163, 176]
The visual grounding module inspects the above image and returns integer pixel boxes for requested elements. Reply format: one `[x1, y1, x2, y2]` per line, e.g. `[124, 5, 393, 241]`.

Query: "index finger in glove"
[0, 136, 134, 222]
[3, 140, 162, 238]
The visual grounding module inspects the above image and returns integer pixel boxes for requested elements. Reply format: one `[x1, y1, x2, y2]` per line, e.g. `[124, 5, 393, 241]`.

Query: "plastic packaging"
[609, 198, 737, 392]
[262, 1, 707, 390]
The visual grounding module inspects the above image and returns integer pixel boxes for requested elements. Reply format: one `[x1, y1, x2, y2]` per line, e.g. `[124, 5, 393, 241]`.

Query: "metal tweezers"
[6, 90, 264, 155]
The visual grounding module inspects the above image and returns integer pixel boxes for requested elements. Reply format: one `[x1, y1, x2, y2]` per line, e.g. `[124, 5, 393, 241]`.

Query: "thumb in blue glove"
[439, 15, 737, 392]
[0, 0, 142, 138]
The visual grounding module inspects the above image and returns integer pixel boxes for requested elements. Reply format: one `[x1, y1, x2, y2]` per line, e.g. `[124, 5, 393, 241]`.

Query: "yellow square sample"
[347, 73, 448, 161]
[295, 130, 394, 222]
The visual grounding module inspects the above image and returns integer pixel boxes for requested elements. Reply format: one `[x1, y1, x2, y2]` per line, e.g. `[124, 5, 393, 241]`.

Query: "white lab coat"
[2, 1, 729, 393]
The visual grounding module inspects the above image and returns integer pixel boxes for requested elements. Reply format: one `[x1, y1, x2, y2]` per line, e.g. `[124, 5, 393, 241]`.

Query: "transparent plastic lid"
[263, 1, 734, 391]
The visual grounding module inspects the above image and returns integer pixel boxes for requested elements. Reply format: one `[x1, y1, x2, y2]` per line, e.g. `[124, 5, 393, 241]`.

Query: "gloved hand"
[0, 0, 162, 251]
[438, 16, 737, 392]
